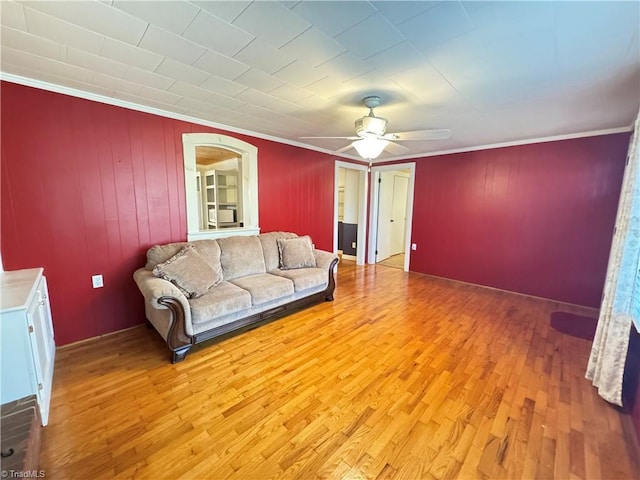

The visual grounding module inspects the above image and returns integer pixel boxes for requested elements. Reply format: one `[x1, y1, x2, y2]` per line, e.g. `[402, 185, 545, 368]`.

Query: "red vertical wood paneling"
[128, 113, 151, 249]
[70, 99, 113, 338]
[141, 115, 172, 245]
[256, 142, 335, 250]
[409, 134, 629, 308]
[1, 82, 336, 345]
[162, 119, 183, 241]
[38, 94, 90, 342]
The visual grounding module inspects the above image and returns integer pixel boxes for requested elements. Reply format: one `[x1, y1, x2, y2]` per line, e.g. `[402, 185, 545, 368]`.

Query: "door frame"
[368, 162, 416, 271]
[334, 161, 369, 265]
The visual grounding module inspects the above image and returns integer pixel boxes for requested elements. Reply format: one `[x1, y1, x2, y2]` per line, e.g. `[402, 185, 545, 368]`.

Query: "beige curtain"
[586, 112, 640, 406]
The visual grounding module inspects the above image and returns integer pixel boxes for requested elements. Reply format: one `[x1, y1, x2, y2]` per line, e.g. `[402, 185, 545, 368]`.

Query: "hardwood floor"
[41, 261, 640, 479]
[378, 253, 405, 270]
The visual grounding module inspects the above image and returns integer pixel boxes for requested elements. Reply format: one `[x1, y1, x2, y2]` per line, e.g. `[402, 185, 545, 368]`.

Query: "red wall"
[1, 82, 335, 345]
[409, 135, 629, 308]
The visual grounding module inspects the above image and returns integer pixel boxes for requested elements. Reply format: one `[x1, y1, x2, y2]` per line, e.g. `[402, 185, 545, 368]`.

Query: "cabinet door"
[0, 310, 35, 404]
[26, 277, 55, 425]
[36, 277, 55, 371]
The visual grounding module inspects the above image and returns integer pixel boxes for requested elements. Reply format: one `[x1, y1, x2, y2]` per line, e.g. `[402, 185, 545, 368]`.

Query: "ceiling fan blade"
[299, 136, 359, 140]
[383, 129, 451, 141]
[335, 144, 355, 153]
[384, 141, 410, 155]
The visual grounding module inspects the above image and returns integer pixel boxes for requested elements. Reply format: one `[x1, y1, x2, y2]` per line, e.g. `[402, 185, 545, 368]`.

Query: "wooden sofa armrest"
[133, 268, 194, 363]
[313, 251, 339, 301]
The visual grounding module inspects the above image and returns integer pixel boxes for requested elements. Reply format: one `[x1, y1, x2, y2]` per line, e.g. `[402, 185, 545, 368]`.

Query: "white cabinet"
[1, 268, 55, 426]
[202, 169, 240, 229]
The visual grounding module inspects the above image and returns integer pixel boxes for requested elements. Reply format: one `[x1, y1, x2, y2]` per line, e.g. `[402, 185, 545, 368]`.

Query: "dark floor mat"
[550, 311, 598, 340]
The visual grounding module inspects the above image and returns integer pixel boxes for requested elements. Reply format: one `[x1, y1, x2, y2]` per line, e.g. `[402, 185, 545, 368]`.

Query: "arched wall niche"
[182, 133, 259, 240]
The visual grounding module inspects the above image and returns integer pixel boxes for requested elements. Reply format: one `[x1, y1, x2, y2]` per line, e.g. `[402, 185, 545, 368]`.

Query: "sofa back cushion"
[146, 242, 188, 270]
[259, 232, 298, 271]
[218, 235, 266, 280]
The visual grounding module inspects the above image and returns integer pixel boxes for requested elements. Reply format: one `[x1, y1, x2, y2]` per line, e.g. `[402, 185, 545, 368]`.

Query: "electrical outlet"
[351, 241, 356, 249]
[411, 243, 417, 251]
[92, 274, 104, 288]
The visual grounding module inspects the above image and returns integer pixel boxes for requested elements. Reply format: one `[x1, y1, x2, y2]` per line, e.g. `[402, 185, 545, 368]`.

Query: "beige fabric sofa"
[133, 232, 339, 363]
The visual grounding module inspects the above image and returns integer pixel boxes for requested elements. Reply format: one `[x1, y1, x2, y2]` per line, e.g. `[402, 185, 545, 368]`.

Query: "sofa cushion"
[152, 245, 220, 299]
[277, 236, 316, 270]
[218, 236, 266, 280]
[271, 267, 327, 292]
[230, 273, 294, 305]
[259, 232, 298, 271]
[191, 239, 223, 282]
[146, 242, 188, 270]
[188, 281, 252, 324]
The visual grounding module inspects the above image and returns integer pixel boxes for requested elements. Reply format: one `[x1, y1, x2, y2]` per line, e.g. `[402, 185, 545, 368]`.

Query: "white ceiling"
[1, 0, 639, 161]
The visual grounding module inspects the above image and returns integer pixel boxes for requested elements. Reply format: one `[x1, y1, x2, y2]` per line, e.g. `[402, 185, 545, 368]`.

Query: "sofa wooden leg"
[171, 345, 192, 364]
[325, 293, 334, 301]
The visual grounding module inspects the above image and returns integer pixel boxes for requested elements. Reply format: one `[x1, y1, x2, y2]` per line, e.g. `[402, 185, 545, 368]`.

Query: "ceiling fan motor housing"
[355, 115, 387, 138]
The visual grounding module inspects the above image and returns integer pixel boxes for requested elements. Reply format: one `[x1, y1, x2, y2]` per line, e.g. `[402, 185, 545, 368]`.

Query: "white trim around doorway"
[334, 161, 369, 265]
[368, 163, 416, 272]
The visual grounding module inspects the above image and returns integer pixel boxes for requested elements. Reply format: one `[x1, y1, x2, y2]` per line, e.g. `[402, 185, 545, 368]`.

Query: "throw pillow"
[277, 236, 316, 270]
[153, 244, 221, 298]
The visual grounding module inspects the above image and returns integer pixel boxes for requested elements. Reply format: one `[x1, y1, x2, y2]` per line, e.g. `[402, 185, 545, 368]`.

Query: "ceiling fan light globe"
[352, 138, 389, 159]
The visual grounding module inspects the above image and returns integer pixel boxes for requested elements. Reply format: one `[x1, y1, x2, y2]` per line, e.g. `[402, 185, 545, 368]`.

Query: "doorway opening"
[334, 161, 368, 265]
[368, 163, 416, 271]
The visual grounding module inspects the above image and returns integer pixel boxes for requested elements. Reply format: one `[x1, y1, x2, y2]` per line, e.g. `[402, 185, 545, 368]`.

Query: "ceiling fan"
[301, 96, 451, 159]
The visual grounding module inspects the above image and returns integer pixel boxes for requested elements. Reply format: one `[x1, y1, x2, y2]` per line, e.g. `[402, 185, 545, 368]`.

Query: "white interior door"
[390, 175, 409, 255]
[376, 172, 395, 261]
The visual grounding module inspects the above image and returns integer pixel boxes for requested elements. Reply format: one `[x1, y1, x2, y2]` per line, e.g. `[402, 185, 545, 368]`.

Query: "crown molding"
[2, 73, 632, 165]
[375, 126, 633, 163]
[0, 72, 355, 159]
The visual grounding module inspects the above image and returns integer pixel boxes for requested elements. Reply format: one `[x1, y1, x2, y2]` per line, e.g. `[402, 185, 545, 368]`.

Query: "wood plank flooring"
[40, 261, 640, 479]
[377, 253, 405, 270]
